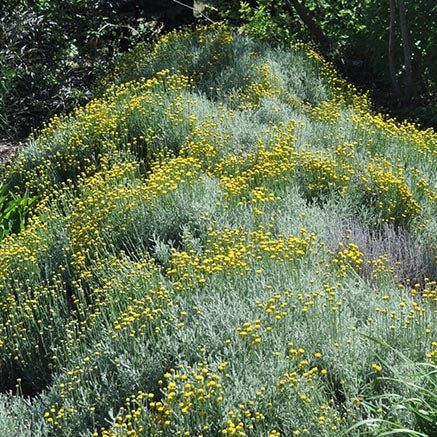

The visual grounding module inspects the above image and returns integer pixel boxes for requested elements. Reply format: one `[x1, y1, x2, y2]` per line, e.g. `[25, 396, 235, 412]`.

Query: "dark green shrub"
[0, 183, 37, 241]
[0, 1, 162, 138]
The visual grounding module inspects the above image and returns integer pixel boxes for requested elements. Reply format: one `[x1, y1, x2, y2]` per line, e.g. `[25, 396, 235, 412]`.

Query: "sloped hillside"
[0, 26, 436, 436]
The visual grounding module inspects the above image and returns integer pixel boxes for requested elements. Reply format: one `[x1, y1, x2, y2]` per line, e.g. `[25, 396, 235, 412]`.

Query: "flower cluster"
[0, 25, 435, 437]
[167, 226, 312, 291]
[333, 242, 364, 276]
[360, 160, 420, 225]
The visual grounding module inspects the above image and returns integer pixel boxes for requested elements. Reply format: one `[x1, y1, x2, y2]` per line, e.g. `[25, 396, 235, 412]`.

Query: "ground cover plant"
[0, 25, 436, 436]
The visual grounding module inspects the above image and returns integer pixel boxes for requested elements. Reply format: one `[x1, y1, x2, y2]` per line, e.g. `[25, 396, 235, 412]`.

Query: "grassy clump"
[0, 25, 435, 436]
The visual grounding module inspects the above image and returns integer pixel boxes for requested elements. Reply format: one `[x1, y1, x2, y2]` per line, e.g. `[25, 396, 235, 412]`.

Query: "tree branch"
[398, 0, 413, 105]
[172, 0, 216, 24]
[388, 0, 401, 101]
[286, 0, 331, 51]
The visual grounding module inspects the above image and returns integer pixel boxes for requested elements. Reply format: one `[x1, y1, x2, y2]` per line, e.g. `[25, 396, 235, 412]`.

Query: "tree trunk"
[388, 0, 401, 101]
[398, 0, 413, 105]
[286, 0, 331, 51]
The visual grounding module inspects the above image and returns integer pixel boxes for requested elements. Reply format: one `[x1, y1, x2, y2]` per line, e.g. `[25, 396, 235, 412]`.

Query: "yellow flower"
[372, 363, 382, 373]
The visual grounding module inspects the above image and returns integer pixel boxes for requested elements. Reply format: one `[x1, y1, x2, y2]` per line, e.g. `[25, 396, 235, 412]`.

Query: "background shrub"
[0, 0, 182, 139]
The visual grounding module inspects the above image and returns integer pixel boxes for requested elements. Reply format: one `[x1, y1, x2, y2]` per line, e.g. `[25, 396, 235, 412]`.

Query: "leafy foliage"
[0, 0, 162, 138]
[0, 183, 37, 241]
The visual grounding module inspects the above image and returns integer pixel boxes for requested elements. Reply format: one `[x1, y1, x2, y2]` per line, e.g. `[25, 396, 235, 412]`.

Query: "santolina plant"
[0, 25, 435, 436]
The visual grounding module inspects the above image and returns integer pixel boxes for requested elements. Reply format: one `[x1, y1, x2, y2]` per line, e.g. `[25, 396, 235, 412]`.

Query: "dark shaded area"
[116, 0, 198, 31]
[341, 58, 437, 131]
[0, 352, 53, 397]
[0, 1, 196, 142]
